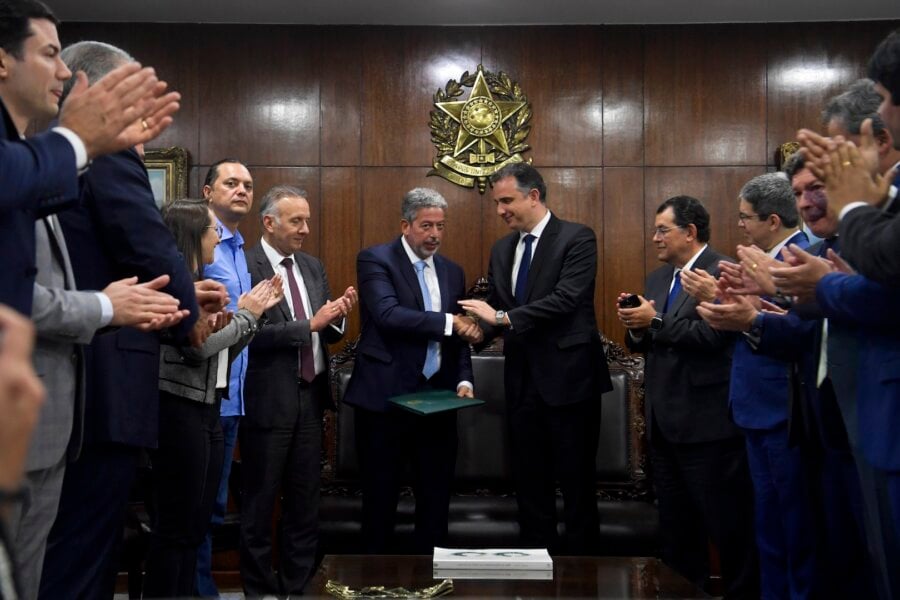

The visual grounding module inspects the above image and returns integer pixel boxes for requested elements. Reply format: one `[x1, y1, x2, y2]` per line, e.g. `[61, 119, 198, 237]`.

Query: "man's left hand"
[457, 385, 474, 399]
[696, 295, 759, 332]
[770, 244, 833, 302]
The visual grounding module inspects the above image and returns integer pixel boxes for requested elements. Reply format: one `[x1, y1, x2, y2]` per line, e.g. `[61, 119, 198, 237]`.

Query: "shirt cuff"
[96, 292, 114, 327]
[329, 317, 346, 335]
[456, 381, 474, 393]
[838, 202, 869, 221]
[51, 126, 89, 173]
[443, 313, 453, 336]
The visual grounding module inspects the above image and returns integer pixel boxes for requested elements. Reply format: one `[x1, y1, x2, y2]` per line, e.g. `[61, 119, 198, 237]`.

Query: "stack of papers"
[432, 547, 553, 580]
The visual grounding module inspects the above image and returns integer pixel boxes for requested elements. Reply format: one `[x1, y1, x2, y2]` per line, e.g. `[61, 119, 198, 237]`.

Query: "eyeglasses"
[650, 225, 684, 237]
[205, 224, 224, 238]
[737, 213, 763, 224]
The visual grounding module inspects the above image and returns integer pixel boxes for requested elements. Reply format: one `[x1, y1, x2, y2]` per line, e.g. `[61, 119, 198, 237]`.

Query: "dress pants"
[354, 388, 458, 554]
[195, 414, 240, 598]
[239, 376, 325, 597]
[39, 443, 140, 600]
[744, 424, 816, 599]
[649, 418, 759, 599]
[506, 367, 601, 555]
[143, 392, 224, 599]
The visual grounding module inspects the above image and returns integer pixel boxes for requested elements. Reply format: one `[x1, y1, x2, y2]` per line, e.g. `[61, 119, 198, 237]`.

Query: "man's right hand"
[105, 275, 187, 330]
[59, 63, 181, 159]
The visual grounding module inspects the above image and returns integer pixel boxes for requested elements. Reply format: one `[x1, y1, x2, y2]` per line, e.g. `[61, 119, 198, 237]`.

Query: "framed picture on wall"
[144, 146, 190, 209]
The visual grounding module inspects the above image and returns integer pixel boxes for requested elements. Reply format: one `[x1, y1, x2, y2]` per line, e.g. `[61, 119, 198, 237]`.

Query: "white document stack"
[432, 547, 553, 580]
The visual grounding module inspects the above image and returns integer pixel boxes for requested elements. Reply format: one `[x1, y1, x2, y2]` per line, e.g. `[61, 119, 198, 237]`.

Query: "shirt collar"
[521, 209, 552, 242]
[680, 244, 708, 272]
[260, 237, 291, 272]
[767, 230, 801, 259]
[400, 236, 435, 269]
[215, 216, 243, 246]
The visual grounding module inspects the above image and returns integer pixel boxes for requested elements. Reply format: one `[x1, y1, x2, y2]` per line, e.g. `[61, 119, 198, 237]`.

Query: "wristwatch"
[495, 309, 506, 326]
[649, 313, 663, 331]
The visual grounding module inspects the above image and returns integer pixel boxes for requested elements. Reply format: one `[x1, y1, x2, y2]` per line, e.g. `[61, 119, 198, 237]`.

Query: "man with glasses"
[617, 195, 758, 598]
[195, 158, 254, 598]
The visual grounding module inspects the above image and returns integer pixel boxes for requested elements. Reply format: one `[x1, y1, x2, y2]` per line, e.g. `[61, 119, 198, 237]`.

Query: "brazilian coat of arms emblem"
[428, 64, 532, 193]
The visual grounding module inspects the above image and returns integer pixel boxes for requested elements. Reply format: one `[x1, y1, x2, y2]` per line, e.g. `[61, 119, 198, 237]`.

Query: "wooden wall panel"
[320, 28, 362, 166]
[321, 167, 362, 341]
[603, 168, 645, 342]
[482, 27, 604, 167]
[766, 21, 897, 161]
[61, 23, 200, 159]
[198, 26, 320, 166]
[644, 25, 767, 166]
[643, 167, 766, 269]
[360, 27, 480, 166]
[602, 27, 644, 166]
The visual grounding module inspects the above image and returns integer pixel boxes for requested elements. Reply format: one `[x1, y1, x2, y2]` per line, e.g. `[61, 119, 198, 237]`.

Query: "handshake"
[452, 314, 483, 344]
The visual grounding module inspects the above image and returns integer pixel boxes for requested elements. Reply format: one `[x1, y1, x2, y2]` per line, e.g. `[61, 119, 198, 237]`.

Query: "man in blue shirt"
[195, 158, 254, 597]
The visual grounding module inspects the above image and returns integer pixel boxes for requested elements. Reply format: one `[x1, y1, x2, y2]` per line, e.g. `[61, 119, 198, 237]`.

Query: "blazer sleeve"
[840, 206, 900, 284]
[31, 283, 103, 345]
[0, 131, 79, 214]
[507, 226, 597, 335]
[80, 149, 199, 340]
[356, 247, 446, 338]
[815, 272, 900, 328]
[179, 308, 260, 361]
[755, 311, 817, 363]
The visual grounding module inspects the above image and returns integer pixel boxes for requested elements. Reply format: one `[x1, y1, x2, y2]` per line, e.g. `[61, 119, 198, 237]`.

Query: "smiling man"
[459, 163, 611, 556]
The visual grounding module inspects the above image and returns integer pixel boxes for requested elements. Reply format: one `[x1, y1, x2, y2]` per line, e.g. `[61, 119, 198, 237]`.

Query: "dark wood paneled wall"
[61, 21, 898, 345]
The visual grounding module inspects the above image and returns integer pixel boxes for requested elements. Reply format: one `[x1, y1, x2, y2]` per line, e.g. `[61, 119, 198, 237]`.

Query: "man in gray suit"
[240, 185, 356, 596]
[6, 217, 182, 600]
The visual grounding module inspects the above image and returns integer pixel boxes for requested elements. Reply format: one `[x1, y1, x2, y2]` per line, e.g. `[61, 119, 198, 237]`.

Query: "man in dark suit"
[0, 0, 180, 317]
[460, 164, 611, 555]
[343, 187, 477, 554]
[240, 185, 355, 596]
[38, 41, 215, 600]
[617, 195, 757, 598]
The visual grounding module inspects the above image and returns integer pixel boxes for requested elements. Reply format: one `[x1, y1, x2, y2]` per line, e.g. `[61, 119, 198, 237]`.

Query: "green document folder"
[388, 389, 484, 415]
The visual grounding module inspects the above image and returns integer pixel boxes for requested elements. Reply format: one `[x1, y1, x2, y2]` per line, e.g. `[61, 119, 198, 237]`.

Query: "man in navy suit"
[344, 187, 478, 554]
[37, 41, 221, 600]
[460, 164, 611, 555]
[691, 173, 815, 599]
[0, 0, 180, 317]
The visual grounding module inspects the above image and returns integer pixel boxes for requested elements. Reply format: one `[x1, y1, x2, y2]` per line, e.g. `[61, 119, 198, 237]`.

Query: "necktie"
[664, 269, 682, 313]
[281, 257, 316, 383]
[515, 234, 536, 305]
[414, 260, 440, 380]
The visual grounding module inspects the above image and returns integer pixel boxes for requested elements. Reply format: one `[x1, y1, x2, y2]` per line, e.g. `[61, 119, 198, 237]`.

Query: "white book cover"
[432, 547, 553, 571]
[433, 568, 554, 580]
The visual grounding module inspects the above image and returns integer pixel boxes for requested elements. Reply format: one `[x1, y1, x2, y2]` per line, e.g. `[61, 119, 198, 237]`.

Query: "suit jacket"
[27, 217, 103, 471]
[627, 246, 740, 444]
[244, 243, 345, 427]
[838, 171, 900, 285]
[484, 214, 612, 406]
[57, 148, 199, 449]
[729, 230, 809, 430]
[343, 238, 474, 413]
[816, 272, 900, 471]
[0, 100, 79, 316]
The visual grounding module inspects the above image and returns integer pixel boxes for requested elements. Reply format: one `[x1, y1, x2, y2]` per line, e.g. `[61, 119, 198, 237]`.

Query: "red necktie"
[281, 257, 316, 383]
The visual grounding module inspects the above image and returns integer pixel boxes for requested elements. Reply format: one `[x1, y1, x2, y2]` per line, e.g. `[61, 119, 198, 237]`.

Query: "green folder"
[389, 389, 484, 415]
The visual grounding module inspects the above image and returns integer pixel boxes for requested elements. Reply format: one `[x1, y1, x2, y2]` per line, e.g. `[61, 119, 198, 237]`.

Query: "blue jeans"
[194, 415, 240, 598]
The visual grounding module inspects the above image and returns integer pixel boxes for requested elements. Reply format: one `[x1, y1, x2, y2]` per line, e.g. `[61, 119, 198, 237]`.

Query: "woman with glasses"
[143, 198, 282, 598]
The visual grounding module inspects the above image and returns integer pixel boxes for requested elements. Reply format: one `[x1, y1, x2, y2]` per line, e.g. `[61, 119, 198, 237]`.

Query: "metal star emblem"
[435, 67, 526, 157]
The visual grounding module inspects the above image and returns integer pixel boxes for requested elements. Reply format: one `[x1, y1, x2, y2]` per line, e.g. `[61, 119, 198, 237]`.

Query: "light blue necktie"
[414, 260, 440, 380]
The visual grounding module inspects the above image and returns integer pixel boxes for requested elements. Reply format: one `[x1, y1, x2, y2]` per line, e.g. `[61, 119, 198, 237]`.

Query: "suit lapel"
[393, 239, 426, 311]
[434, 255, 450, 311]
[494, 233, 518, 305]
[670, 247, 717, 314]
[524, 215, 558, 303]
[295, 253, 322, 312]
[252, 245, 292, 322]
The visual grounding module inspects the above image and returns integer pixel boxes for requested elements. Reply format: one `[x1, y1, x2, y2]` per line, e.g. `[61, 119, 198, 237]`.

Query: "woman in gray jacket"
[144, 199, 281, 598]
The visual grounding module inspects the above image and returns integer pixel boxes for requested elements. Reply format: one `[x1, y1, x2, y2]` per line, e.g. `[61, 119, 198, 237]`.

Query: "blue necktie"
[664, 269, 682, 313]
[414, 260, 440, 380]
[515, 234, 536, 305]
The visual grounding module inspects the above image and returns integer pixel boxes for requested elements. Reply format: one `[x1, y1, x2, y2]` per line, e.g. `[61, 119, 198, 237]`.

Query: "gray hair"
[822, 79, 887, 136]
[739, 173, 800, 228]
[60, 41, 133, 103]
[258, 185, 307, 223]
[401, 188, 448, 223]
